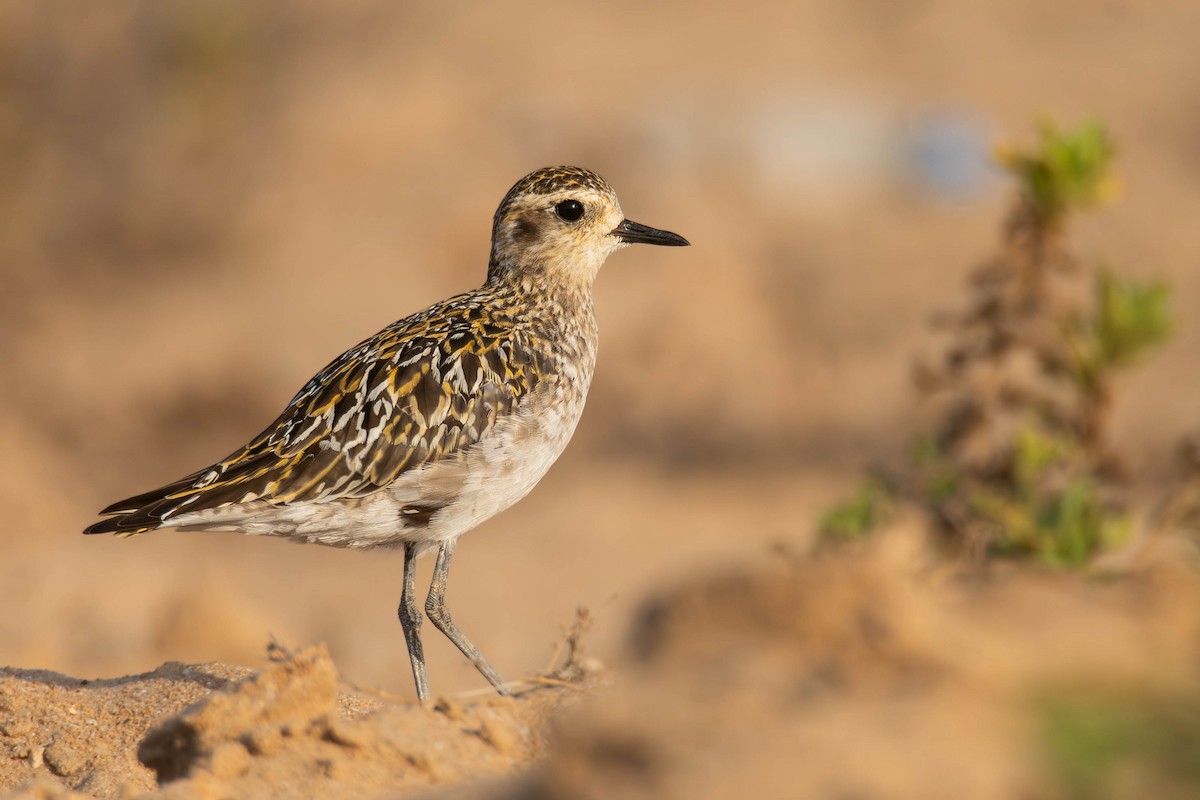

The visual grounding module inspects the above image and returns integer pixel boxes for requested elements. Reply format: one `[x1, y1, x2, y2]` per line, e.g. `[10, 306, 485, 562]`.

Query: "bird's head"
[488, 166, 688, 289]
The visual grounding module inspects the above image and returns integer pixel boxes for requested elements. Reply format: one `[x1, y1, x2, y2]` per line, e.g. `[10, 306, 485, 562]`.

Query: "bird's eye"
[554, 199, 585, 222]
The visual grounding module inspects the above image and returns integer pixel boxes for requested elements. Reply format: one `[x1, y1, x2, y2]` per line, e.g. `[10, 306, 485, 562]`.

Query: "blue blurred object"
[906, 112, 996, 199]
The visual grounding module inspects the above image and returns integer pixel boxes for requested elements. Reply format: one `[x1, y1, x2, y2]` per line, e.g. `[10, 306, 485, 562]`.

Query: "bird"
[84, 166, 689, 701]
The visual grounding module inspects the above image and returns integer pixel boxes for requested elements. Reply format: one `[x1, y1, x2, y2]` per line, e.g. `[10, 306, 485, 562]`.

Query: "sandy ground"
[4, 533, 1200, 799]
[4, 0, 1200, 797]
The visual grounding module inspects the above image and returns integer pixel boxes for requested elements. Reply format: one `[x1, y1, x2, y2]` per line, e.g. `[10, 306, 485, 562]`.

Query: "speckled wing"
[85, 302, 538, 536]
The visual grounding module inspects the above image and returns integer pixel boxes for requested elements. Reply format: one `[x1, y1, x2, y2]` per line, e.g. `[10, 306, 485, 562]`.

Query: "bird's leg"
[425, 539, 511, 696]
[398, 541, 430, 703]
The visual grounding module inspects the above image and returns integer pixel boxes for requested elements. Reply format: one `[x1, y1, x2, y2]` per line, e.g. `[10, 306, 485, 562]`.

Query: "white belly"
[413, 402, 580, 542]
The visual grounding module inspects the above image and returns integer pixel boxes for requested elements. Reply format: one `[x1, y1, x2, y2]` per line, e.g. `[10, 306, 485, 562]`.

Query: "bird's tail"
[83, 472, 208, 536]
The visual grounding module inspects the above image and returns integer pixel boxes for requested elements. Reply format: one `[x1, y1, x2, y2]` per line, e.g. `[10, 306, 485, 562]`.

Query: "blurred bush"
[822, 121, 1174, 566]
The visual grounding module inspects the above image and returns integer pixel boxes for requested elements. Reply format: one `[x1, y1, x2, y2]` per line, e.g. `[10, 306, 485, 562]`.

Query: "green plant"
[1068, 269, 1172, 394]
[995, 121, 1117, 227]
[818, 477, 894, 541]
[1039, 689, 1200, 800]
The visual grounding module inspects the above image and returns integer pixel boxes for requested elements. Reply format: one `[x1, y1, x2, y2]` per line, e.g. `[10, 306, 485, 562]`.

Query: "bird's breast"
[396, 373, 590, 542]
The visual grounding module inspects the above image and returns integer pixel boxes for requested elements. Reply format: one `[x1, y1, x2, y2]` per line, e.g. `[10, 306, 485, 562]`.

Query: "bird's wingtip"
[83, 514, 157, 536]
[83, 517, 123, 535]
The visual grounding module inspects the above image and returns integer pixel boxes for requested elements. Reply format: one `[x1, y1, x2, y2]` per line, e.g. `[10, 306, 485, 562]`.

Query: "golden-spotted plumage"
[88, 290, 545, 534]
[85, 165, 688, 700]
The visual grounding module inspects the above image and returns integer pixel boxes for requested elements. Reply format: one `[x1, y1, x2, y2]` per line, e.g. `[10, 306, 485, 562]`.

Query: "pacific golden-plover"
[85, 166, 688, 701]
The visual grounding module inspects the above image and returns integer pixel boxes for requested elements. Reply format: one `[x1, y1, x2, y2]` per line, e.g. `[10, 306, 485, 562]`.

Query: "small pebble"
[0, 718, 32, 737]
[207, 740, 250, 779]
[45, 741, 86, 776]
[321, 717, 370, 749]
[433, 697, 463, 720]
[478, 716, 521, 755]
[241, 726, 283, 756]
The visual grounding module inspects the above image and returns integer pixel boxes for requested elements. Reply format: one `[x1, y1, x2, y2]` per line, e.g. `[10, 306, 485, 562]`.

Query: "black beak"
[611, 219, 690, 247]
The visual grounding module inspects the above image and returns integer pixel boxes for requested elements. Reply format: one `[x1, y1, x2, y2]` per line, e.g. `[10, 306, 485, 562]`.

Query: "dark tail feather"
[83, 515, 152, 535]
[85, 473, 206, 535]
[96, 471, 206, 516]
[87, 450, 282, 536]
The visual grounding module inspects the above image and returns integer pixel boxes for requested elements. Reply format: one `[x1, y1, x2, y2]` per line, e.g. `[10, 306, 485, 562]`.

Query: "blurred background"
[2, 0, 1199, 697]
